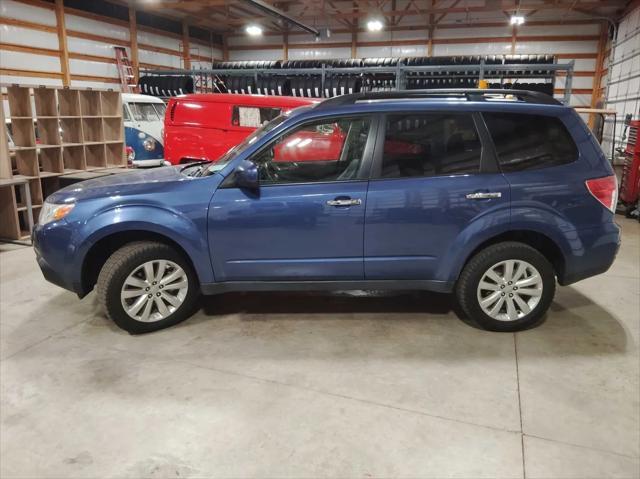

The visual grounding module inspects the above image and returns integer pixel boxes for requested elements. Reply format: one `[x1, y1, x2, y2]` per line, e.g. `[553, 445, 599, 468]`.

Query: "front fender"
[70, 204, 213, 288]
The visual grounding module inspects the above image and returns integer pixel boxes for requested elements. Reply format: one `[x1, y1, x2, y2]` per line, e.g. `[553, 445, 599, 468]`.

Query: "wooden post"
[427, 0, 435, 56]
[129, 4, 139, 86]
[54, 0, 71, 86]
[589, 20, 609, 127]
[351, 29, 357, 58]
[511, 26, 517, 54]
[182, 21, 191, 69]
[222, 34, 229, 61]
[283, 30, 289, 61]
[0, 102, 11, 178]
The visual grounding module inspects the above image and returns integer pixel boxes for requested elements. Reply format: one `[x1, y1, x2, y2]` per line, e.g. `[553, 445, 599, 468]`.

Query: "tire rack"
[141, 58, 575, 105]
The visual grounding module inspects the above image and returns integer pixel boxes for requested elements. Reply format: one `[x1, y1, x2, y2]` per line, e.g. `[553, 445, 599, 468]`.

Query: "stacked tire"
[139, 76, 194, 97]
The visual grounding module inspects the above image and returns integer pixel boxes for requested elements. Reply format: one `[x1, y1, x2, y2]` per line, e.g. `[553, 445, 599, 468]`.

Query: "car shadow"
[193, 287, 631, 357]
[200, 289, 454, 316]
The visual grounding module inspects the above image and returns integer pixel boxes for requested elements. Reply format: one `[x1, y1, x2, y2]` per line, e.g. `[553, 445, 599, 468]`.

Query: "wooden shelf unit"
[1, 84, 127, 241]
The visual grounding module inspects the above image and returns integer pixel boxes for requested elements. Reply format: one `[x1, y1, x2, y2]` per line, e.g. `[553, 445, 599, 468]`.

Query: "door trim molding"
[201, 279, 454, 295]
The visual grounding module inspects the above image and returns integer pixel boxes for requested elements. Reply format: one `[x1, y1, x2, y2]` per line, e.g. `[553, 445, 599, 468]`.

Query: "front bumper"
[32, 222, 84, 296]
[132, 158, 171, 168]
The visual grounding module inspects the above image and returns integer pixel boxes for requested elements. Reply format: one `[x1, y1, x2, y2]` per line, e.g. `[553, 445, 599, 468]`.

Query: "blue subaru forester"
[33, 90, 620, 334]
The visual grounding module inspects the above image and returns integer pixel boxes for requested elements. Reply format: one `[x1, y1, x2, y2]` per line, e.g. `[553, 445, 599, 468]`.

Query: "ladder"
[114, 46, 137, 93]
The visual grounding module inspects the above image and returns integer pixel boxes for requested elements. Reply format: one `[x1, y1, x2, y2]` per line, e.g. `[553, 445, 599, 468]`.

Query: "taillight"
[169, 101, 177, 122]
[585, 175, 618, 213]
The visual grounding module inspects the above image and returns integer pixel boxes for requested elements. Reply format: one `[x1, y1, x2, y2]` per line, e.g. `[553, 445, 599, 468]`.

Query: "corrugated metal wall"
[0, 0, 222, 91]
[602, 6, 640, 158]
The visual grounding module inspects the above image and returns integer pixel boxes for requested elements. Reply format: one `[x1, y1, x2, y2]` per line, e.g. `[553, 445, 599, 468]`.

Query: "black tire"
[97, 241, 199, 334]
[455, 241, 556, 332]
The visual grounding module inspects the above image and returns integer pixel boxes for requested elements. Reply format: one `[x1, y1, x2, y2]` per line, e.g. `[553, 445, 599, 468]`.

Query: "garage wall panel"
[518, 24, 600, 36]
[71, 80, 119, 90]
[435, 27, 506, 39]
[229, 49, 282, 61]
[229, 35, 284, 47]
[602, 6, 640, 158]
[66, 37, 125, 60]
[65, 13, 129, 42]
[0, 50, 61, 72]
[0, 0, 56, 26]
[288, 47, 351, 60]
[138, 30, 181, 51]
[0, 0, 220, 88]
[0, 24, 59, 50]
[138, 49, 183, 69]
[69, 59, 119, 78]
[0, 76, 62, 88]
[433, 42, 511, 55]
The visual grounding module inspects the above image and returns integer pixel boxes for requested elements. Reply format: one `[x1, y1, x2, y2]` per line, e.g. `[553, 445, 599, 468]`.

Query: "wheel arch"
[80, 229, 200, 297]
[456, 230, 567, 284]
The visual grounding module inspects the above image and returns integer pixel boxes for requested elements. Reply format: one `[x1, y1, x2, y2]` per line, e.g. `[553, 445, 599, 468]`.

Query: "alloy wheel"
[120, 260, 189, 322]
[476, 259, 543, 322]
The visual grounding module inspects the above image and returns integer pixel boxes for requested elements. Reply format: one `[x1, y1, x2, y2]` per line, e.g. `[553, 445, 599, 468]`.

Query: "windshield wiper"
[180, 160, 211, 176]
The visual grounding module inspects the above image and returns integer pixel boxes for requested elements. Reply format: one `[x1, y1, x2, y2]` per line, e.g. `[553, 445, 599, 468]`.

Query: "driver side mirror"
[235, 159, 259, 190]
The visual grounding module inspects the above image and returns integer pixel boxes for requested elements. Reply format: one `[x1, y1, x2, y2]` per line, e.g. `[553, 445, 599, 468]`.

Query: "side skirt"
[200, 279, 454, 295]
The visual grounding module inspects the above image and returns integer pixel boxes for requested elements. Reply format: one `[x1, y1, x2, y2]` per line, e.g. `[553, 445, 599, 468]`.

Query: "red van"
[164, 93, 316, 165]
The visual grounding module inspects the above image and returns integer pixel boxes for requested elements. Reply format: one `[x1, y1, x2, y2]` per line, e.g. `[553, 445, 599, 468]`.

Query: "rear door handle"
[327, 198, 362, 207]
[466, 192, 502, 200]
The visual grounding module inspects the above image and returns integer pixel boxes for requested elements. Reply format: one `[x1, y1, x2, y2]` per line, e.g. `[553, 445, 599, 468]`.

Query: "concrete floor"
[1, 218, 639, 479]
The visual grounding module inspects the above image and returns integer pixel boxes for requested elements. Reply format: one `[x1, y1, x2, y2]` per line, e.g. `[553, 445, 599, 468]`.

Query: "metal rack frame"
[142, 60, 575, 104]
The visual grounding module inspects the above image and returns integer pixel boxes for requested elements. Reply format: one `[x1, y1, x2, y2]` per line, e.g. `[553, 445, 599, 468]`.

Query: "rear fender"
[439, 206, 575, 283]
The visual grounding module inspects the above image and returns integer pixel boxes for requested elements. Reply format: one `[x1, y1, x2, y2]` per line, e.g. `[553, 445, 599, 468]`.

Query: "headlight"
[39, 202, 75, 225]
[143, 138, 156, 151]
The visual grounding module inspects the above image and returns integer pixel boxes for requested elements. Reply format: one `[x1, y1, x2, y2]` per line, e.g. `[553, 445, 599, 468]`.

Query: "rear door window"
[377, 113, 482, 178]
[483, 113, 578, 172]
[232, 106, 281, 128]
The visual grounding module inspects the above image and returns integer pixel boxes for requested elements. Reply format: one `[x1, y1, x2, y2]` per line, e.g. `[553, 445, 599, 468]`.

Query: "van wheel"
[97, 241, 199, 334]
[456, 242, 556, 332]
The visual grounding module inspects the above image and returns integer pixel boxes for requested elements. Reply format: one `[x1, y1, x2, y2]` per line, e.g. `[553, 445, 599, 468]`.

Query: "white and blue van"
[123, 93, 169, 167]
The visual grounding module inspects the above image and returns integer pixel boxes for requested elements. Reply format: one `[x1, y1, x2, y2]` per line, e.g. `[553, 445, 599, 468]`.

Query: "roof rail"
[317, 89, 562, 108]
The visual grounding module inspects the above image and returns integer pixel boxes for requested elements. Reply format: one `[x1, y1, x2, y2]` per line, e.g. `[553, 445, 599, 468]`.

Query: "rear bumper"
[559, 221, 621, 286]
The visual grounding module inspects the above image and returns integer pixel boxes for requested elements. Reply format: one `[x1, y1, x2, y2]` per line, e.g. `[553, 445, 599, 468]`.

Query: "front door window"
[252, 117, 372, 184]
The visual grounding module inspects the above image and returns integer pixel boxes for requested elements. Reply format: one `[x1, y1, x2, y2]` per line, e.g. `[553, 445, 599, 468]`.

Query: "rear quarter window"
[232, 106, 281, 128]
[483, 113, 578, 172]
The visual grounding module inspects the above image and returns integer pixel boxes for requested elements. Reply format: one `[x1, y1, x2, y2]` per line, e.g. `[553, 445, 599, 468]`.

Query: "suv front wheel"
[97, 241, 199, 334]
[456, 242, 556, 332]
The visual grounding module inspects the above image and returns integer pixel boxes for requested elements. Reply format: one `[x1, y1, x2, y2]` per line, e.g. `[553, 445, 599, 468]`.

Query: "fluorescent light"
[510, 15, 525, 25]
[245, 24, 263, 36]
[366, 19, 384, 32]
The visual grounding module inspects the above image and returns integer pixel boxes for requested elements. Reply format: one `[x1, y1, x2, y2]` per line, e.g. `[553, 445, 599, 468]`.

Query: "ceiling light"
[245, 24, 263, 36]
[510, 15, 525, 26]
[366, 19, 384, 32]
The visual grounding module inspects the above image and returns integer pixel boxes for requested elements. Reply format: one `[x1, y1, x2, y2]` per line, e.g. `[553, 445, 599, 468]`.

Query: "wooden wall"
[0, 0, 223, 91]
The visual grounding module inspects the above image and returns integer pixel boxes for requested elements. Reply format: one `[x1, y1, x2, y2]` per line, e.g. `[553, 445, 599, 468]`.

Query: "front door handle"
[327, 198, 362, 207]
[466, 192, 502, 200]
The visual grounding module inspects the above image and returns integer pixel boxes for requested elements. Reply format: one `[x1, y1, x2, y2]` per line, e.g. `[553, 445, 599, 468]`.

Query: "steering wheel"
[260, 158, 282, 182]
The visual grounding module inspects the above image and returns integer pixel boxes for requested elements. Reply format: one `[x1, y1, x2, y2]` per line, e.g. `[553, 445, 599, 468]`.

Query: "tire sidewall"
[457, 243, 556, 332]
[104, 245, 199, 334]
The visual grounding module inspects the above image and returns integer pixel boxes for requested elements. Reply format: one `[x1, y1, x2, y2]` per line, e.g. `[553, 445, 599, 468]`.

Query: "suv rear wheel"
[97, 241, 199, 334]
[456, 242, 556, 331]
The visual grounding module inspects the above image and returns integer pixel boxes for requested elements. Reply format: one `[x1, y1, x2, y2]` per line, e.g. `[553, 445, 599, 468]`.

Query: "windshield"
[129, 103, 161, 121]
[202, 114, 288, 175]
[153, 103, 167, 119]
